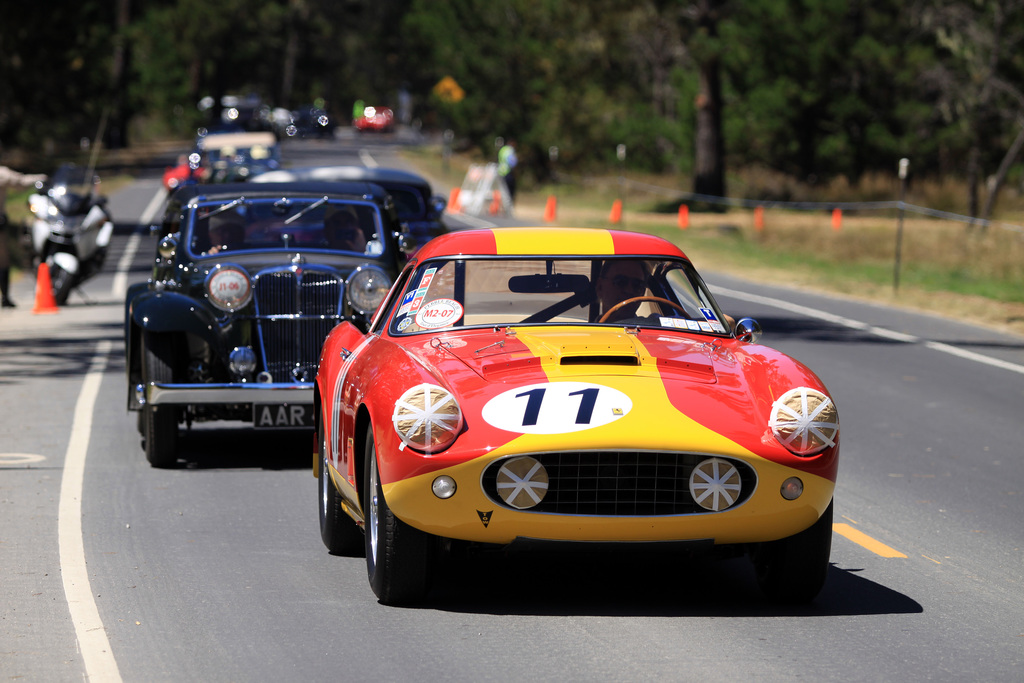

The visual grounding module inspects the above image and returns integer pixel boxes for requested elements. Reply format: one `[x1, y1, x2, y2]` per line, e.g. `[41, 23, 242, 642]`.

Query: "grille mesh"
[482, 451, 755, 516]
[252, 268, 344, 382]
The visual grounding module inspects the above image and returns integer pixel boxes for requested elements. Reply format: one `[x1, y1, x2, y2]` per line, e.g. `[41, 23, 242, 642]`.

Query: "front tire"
[141, 332, 179, 468]
[364, 429, 434, 605]
[752, 500, 833, 603]
[318, 408, 362, 555]
[49, 261, 75, 305]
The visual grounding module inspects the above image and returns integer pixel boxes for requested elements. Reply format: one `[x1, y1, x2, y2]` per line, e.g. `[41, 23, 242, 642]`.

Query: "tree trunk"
[692, 2, 725, 199]
[980, 121, 1024, 223]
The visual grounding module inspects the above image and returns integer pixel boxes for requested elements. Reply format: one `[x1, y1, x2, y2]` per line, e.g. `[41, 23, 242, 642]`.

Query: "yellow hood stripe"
[494, 228, 615, 255]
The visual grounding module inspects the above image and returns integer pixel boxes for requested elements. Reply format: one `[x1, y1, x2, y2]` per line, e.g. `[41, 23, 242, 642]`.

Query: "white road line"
[358, 149, 378, 167]
[111, 232, 141, 300]
[712, 285, 1024, 375]
[58, 339, 122, 682]
[111, 187, 165, 300]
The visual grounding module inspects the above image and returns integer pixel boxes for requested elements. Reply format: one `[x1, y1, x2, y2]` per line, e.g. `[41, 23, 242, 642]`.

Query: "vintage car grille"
[252, 267, 344, 382]
[482, 451, 756, 516]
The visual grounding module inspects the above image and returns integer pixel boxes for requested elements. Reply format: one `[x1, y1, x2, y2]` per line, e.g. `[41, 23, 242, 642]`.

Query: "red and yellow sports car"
[314, 228, 839, 605]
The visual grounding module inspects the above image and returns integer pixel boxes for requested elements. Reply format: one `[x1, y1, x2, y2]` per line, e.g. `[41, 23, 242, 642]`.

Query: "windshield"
[386, 257, 731, 336]
[186, 197, 387, 257]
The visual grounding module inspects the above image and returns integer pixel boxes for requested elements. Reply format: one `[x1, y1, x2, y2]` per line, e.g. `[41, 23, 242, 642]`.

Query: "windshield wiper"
[284, 196, 329, 225]
[205, 197, 244, 219]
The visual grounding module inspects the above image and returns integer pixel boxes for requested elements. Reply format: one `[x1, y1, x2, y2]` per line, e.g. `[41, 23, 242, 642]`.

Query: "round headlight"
[392, 383, 462, 452]
[769, 387, 839, 456]
[205, 264, 252, 312]
[346, 265, 392, 315]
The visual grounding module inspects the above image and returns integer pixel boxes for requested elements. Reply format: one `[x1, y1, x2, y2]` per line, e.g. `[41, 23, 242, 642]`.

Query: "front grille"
[252, 268, 344, 382]
[482, 451, 755, 516]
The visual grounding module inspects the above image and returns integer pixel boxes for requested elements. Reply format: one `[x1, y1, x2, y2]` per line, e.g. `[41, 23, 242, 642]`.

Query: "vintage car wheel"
[318, 409, 363, 556]
[363, 429, 435, 605]
[752, 500, 833, 603]
[141, 332, 179, 469]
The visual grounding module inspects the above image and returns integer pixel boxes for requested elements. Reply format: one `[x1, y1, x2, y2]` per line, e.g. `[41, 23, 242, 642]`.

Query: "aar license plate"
[253, 403, 314, 429]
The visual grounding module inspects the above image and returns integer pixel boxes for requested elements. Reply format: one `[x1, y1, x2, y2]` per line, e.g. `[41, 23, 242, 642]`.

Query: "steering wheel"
[599, 296, 689, 323]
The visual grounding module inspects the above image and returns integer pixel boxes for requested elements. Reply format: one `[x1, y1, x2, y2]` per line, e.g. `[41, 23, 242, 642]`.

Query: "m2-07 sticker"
[415, 298, 463, 329]
[481, 382, 632, 434]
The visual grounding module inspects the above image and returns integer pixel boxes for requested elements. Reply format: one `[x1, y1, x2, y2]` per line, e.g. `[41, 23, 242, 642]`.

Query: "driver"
[595, 259, 648, 322]
[207, 221, 245, 254]
[324, 209, 367, 252]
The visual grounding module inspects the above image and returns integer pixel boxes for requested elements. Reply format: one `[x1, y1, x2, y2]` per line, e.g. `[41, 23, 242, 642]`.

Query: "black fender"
[125, 289, 223, 410]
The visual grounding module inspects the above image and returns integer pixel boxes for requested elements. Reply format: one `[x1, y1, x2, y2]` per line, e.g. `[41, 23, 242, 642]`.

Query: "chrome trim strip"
[146, 382, 313, 405]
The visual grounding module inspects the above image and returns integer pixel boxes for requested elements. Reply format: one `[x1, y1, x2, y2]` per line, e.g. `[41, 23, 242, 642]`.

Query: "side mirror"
[734, 317, 762, 343]
[430, 194, 448, 215]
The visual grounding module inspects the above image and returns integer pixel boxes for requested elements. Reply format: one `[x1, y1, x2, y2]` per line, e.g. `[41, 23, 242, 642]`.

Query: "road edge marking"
[58, 339, 122, 682]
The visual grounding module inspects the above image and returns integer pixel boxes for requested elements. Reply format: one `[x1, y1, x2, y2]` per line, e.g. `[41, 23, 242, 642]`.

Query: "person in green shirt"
[497, 139, 518, 202]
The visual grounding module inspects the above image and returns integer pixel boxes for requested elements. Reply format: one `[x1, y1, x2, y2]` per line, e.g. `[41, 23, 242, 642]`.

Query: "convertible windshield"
[186, 197, 386, 257]
[387, 257, 731, 336]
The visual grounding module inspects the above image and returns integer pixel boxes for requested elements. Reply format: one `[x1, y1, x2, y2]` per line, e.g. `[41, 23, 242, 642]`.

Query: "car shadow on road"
[421, 548, 922, 618]
[168, 426, 312, 471]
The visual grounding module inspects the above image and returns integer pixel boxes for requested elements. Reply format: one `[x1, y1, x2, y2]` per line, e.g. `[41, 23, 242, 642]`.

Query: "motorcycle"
[28, 163, 114, 305]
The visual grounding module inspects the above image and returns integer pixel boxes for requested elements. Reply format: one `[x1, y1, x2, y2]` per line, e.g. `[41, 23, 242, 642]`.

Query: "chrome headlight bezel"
[346, 264, 392, 316]
[205, 263, 253, 312]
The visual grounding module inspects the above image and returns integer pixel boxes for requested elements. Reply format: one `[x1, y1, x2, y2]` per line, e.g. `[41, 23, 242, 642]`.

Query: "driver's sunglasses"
[612, 274, 645, 292]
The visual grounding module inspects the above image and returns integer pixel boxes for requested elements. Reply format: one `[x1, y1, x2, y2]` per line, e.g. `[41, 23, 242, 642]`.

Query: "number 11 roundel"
[481, 382, 632, 435]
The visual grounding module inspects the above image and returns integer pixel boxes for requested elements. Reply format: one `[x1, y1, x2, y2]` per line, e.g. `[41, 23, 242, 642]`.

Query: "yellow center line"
[833, 523, 907, 558]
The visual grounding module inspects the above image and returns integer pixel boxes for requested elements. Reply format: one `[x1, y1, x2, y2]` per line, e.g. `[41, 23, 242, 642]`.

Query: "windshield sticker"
[397, 317, 413, 332]
[397, 291, 416, 316]
[420, 267, 437, 288]
[482, 382, 632, 435]
[700, 307, 718, 322]
[698, 321, 714, 332]
[414, 298, 464, 329]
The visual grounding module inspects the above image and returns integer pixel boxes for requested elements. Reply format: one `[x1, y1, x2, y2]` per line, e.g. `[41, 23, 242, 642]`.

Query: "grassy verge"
[400, 145, 1024, 337]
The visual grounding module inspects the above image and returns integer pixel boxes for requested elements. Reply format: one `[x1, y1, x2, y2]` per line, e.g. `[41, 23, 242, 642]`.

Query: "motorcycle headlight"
[205, 264, 252, 312]
[347, 265, 392, 315]
[769, 387, 839, 456]
[392, 383, 463, 452]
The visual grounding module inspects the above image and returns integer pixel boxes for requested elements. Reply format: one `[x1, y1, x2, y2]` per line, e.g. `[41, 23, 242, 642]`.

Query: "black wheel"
[141, 331, 179, 468]
[319, 408, 363, 555]
[364, 429, 434, 605]
[752, 500, 833, 603]
[49, 261, 75, 305]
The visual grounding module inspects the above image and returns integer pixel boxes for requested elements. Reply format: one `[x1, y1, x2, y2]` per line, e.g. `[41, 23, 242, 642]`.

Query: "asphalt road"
[1, 136, 1021, 682]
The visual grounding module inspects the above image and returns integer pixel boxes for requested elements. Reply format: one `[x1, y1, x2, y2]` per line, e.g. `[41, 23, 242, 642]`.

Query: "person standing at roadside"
[498, 139, 518, 202]
[0, 165, 47, 308]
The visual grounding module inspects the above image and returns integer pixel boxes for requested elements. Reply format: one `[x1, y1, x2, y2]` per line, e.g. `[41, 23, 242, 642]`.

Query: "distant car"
[314, 227, 840, 605]
[353, 105, 394, 132]
[254, 165, 447, 252]
[199, 131, 281, 183]
[124, 181, 412, 468]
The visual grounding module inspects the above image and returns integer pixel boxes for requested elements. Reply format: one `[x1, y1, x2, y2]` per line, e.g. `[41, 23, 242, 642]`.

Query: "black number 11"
[515, 387, 599, 426]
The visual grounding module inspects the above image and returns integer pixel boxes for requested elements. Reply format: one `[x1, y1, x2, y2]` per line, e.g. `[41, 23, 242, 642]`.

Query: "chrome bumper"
[142, 381, 313, 406]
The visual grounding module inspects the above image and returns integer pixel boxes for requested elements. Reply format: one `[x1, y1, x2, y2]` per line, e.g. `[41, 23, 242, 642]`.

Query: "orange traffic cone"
[448, 187, 461, 213]
[489, 189, 501, 215]
[32, 262, 60, 314]
[753, 205, 765, 232]
[831, 207, 842, 231]
[544, 195, 557, 222]
[677, 204, 689, 230]
[609, 199, 623, 224]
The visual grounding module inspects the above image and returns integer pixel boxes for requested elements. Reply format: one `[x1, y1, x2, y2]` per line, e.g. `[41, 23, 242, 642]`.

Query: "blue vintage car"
[124, 181, 412, 468]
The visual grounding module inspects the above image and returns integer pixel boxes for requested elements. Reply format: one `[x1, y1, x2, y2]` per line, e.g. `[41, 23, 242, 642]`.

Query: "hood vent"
[560, 355, 639, 367]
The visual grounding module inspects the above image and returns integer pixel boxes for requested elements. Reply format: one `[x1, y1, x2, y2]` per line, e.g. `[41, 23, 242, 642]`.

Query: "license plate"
[253, 403, 314, 429]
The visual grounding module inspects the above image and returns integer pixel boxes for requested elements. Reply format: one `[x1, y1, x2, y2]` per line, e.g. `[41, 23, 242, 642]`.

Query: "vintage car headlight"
[768, 387, 839, 456]
[205, 264, 252, 312]
[392, 383, 463, 452]
[347, 265, 392, 315]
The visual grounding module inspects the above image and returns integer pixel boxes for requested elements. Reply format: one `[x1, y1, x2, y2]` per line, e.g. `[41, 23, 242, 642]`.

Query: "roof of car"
[167, 181, 392, 205]
[251, 165, 431, 189]
[413, 228, 689, 261]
